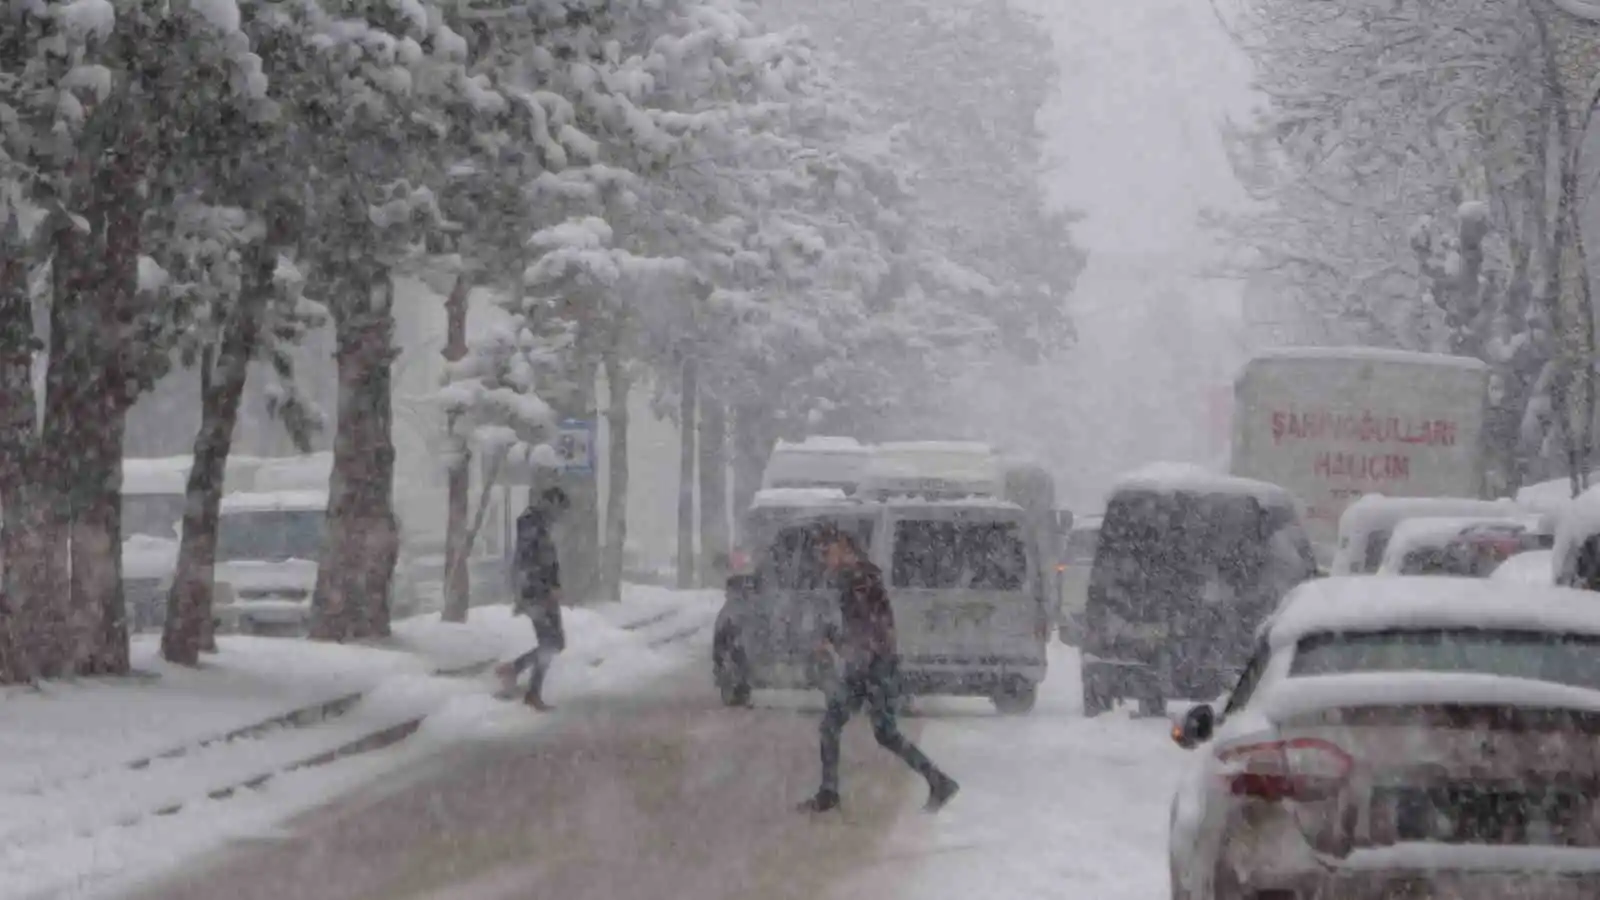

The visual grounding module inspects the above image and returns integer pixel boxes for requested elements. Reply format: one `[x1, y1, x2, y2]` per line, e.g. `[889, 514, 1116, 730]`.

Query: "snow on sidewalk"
[830, 644, 1185, 900]
[1, 585, 723, 900]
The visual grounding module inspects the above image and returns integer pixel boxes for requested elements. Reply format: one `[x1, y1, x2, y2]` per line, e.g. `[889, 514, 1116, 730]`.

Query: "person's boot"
[924, 773, 959, 812]
[525, 664, 554, 711]
[796, 789, 840, 813]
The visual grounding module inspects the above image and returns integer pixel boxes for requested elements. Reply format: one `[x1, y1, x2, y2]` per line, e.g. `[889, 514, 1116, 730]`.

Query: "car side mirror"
[1171, 703, 1215, 750]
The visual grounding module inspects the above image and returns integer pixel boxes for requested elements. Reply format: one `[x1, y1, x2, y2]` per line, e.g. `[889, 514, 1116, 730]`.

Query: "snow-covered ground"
[0, 585, 721, 900]
[832, 644, 1186, 900]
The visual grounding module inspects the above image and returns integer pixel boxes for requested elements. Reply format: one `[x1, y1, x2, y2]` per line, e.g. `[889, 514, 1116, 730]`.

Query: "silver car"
[1169, 575, 1600, 899]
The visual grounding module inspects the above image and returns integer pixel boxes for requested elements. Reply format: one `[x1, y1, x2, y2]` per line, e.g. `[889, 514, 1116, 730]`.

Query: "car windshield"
[891, 519, 1028, 591]
[1290, 628, 1600, 692]
[216, 510, 326, 563]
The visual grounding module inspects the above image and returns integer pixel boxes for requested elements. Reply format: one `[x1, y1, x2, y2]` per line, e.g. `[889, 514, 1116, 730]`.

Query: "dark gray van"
[1080, 466, 1316, 717]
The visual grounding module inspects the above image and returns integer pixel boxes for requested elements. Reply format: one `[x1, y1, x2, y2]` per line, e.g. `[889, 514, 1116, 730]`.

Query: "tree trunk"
[441, 274, 471, 622]
[40, 191, 126, 676]
[676, 356, 697, 590]
[601, 355, 630, 603]
[697, 394, 728, 587]
[0, 222, 38, 683]
[73, 416, 129, 675]
[730, 404, 772, 547]
[310, 273, 400, 642]
[162, 258, 265, 664]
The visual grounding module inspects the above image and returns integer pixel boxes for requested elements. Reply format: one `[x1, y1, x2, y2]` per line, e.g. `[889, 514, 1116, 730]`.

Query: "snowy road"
[114, 646, 1181, 900]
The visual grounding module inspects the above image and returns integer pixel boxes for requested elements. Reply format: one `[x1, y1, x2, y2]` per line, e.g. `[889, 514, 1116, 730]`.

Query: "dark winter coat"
[828, 560, 897, 666]
[514, 507, 561, 613]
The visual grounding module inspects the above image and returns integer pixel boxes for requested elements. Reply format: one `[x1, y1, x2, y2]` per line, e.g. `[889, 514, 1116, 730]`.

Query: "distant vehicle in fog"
[1231, 347, 1491, 567]
[1057, 513, 1100, 645]
[1331, 494, 1527, 576]
[716, 440, 1058, 713]
[1081, 463, 1317, 718]
[1376, 514, 1551, 578]
[1169, 576, 1600, 900]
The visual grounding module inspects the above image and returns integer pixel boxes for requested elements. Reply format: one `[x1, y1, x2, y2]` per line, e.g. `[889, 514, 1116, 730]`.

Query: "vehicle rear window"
[891, 520, 1027, 591]
[1290, 629, 1600, 691]
[1065, 529, 1098, 564]
[760, 518, 874, 591]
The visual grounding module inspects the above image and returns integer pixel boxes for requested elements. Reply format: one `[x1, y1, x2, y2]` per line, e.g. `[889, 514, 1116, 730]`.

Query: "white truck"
[1230, 347, 1491, 565]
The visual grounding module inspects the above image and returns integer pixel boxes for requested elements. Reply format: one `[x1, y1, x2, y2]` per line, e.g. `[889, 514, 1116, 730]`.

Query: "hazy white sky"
[1014, 0, 1257, 255]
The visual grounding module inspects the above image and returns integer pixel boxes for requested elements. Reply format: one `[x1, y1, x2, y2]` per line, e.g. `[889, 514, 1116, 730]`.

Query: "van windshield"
[1094, 489, 1313, 622]
[891, 519, 1027, 591]
[217, 510, 326, 563]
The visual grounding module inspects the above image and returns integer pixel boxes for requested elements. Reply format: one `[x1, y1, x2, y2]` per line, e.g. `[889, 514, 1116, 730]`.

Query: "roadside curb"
[145, 655, 502, 820]
[124, 656, 501, 775]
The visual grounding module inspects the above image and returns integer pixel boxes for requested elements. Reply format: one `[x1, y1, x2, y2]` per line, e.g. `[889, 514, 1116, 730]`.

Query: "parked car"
[1376, 514, 1550, 578]
[1169, 575, 1600, 899]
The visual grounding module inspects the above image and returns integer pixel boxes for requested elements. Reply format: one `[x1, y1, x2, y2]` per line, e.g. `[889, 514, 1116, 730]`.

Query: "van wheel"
[1081, 666, 1112, 718]
[992, 682, 1037, 715]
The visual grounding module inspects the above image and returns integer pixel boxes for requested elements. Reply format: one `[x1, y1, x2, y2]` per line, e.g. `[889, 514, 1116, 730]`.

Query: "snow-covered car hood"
[122, 535, 180, 581]
[215, 559, 318, 597]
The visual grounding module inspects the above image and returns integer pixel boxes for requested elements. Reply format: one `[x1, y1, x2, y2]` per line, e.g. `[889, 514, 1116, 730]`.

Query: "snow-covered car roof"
[750, 487, 855, 509]
[1266, 576, 1600, 652]
[1070, 513, 1103, 532]
[1246, 346, 1488, 371]
[220, 490, 329, 514]
[1109, 462, 1293, 505]
[1377, 514, 1542, 573]
[1337, 494, 1522, 534]
[1491, 549, 1555, 586]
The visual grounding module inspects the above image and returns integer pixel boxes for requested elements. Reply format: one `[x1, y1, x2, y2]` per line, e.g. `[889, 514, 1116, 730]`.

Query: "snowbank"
[1492, 549, 1555, 586]
[0, 585, 721, 900]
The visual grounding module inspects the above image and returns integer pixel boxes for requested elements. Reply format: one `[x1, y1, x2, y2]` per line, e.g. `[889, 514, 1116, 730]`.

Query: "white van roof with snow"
[858, 441, 1003, 500]
[761, 437, 875, 492]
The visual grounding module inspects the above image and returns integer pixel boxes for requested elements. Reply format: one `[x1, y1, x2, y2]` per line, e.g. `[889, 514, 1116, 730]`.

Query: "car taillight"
[729, 549, 751, 575]
[1055, 563, 1067, 573]
[1216, 737, 1352, 802]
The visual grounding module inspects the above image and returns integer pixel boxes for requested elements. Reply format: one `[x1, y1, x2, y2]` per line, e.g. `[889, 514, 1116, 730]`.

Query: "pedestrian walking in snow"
[495, 486, 570, 711]
[798, 526, 959, 814]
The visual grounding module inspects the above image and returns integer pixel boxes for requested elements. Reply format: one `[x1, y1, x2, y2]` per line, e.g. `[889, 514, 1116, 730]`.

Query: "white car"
[1169, 575, 1600, 899]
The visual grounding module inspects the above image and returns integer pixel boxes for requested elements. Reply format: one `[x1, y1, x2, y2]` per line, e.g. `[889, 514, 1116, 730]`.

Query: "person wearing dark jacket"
[495, 486, 570, 710]
[797, 527, 959, 814]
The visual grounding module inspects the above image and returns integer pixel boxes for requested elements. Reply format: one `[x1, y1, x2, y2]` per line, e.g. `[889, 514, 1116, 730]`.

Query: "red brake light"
[1216, 737, 1352, 802]
[730, 549, 751, 575]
